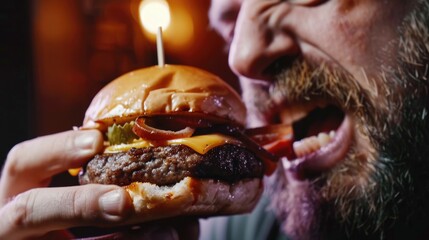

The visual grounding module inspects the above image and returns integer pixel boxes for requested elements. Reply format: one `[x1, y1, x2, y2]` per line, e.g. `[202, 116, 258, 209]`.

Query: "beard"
[261, 1, 429, 239]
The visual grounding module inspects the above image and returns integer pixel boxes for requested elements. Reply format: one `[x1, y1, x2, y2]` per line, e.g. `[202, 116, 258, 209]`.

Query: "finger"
[6, 130, 104, 179]
[0, 130, 103, 202]
[0, 184, 132, 240]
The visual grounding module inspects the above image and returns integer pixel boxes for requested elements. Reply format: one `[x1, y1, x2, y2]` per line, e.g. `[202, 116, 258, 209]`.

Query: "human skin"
[0, 130, 128, 239]
[0, 130, 198, 239]
[210, 0, 429, 239]
[210, 0, 416, 123]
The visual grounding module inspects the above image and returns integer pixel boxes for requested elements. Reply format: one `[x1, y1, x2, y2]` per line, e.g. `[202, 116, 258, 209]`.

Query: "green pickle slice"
[107, 122, 138, 145]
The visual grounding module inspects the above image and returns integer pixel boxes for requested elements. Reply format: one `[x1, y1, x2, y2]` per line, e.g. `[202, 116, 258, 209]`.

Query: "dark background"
[0, 0, 34, 163]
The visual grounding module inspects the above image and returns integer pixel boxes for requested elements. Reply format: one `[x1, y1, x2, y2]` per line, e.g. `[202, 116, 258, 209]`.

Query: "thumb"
[0, 184, 133, 239]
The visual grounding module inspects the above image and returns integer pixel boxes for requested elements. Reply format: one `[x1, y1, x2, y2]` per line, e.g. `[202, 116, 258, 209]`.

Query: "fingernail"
[99, 190, 129, 220]
[75, 131, 98, 150]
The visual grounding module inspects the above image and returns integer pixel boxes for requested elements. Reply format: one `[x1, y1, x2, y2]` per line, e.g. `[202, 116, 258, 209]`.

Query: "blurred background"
[1, 0, 237, 164]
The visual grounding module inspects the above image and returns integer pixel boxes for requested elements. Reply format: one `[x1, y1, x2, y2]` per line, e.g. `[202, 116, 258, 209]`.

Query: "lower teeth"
[293, 131, 335, 158]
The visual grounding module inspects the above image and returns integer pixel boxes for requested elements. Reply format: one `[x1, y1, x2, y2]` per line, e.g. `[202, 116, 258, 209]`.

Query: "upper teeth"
[293, 131, 335, 158]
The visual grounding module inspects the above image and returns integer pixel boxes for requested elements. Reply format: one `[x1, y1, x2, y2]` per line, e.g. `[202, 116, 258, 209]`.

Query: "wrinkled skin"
[210, 0, 429, 239]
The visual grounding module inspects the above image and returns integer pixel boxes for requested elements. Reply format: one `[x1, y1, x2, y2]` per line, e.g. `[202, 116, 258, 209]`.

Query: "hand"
[0, 130, 131, 239]
[0, 130, 198, 239]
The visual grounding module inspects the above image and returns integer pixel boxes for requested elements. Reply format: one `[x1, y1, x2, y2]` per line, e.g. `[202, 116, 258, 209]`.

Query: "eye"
[287, 0, 326, 6]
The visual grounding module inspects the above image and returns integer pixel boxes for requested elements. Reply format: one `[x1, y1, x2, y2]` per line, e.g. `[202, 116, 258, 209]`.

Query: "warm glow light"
[139, 0, 171, 34]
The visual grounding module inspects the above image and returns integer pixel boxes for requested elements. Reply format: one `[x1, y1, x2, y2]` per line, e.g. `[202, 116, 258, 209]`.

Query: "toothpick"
[156, 26, 165, 67]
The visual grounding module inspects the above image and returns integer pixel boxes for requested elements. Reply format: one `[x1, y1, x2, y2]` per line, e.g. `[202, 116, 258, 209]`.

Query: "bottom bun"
[125, 177, 263, 222]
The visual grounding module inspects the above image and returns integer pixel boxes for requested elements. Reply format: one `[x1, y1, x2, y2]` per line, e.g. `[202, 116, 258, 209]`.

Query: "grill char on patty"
[79, 144, 264, 186]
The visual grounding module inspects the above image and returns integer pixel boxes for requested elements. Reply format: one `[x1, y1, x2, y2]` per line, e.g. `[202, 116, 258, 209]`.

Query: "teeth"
[317, 132, 331, 147]
[293, 131, 336, 158]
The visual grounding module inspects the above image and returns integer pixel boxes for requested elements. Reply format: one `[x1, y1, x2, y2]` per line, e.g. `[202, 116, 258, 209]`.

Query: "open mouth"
[267, 103, 353, 179]
[292, 105, 345, 158]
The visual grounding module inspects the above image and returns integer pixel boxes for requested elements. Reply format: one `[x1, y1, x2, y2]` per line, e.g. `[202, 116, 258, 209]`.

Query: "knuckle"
[7, 191, 32, 229]
[70, 186, 100, 222]
[5, 142, 27, 176]
[65, 131, 77, 149]
[70, 189, 85, 219]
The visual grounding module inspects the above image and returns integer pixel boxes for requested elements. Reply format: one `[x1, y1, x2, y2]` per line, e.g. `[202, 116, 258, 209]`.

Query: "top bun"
[83, 65, 246, 130]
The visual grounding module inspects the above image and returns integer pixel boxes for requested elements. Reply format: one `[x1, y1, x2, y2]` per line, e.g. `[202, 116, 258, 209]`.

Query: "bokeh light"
[139, 0, 171, 34]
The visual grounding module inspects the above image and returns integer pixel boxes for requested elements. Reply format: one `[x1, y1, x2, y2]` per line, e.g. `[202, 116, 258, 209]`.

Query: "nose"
[228, 1, 300, 81]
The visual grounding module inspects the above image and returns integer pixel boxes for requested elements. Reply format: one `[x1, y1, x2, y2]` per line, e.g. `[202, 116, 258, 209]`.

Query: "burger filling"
[79, 144, 263, 186]
[79, 115, 267, 186]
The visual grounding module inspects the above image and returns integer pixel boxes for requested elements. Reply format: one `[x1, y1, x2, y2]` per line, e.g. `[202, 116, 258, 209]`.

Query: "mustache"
[269, 60, 379, 130]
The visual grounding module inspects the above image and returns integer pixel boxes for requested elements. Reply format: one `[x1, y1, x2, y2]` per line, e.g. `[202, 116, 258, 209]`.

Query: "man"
[204, 0, 429, 239]
[1, 0, 428, 239]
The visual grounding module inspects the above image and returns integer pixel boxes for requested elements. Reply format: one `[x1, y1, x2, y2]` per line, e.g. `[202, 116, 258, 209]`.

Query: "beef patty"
[79, 144, 264, 186]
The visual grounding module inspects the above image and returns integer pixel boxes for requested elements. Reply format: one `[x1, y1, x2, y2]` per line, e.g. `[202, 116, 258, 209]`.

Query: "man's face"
[211, 0, 429, 239]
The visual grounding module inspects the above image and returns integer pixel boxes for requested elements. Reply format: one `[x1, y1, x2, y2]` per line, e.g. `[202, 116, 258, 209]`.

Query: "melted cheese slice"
[104, 134, 241, 154]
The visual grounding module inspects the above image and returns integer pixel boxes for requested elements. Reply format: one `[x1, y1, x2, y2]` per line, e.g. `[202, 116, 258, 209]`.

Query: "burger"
[77, 65, 274, 223]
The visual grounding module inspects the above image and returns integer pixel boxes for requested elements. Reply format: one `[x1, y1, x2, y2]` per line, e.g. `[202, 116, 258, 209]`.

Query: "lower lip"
[282, 116, 353, 180]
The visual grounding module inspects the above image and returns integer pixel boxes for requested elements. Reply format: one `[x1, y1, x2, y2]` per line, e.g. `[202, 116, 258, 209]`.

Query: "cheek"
[330, 8, 378, 67]
[332, 18, 381, 91]
[311, 3, 386, 91]
[295, 2, 378, 73]
[332, 20, 370, 69]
